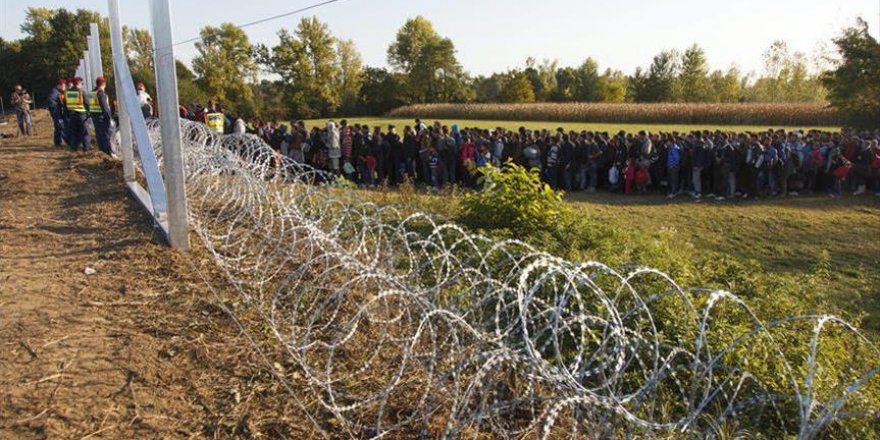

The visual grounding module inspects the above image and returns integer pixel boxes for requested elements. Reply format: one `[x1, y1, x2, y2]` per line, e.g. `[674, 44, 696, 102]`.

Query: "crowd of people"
[40, 77, 114, 154]
[10, 82, 880, 200]
[231, 118, 880, 200]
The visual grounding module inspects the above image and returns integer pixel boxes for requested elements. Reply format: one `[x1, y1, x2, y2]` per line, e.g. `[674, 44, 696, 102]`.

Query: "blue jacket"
[48, 87, 64, 119]
[667, 144, 681, 168]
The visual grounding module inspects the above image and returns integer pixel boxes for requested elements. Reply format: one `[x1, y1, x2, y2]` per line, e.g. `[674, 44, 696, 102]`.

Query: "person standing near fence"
[10, 84, 33, 137]
[65, 77, 91, 152]
[90, 77, 113, 155]
[136, 82, 153, 118]
[47, 79, 67, 147]
[204, 100, 224, 134]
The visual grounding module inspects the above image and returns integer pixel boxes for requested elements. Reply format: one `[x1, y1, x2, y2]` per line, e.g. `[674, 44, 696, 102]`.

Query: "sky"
[2, 0, 878, 77]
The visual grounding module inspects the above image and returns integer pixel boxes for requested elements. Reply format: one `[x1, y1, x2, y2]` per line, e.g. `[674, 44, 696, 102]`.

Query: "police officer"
[47, 79, 67, 147]
[89, 77, 113, 155]
[65, 77, 91, 152]
[204, 99, 224, 134]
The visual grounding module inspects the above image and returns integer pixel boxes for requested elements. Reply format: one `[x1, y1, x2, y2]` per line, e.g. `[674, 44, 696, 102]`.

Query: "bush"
[458, 162, 565, 235]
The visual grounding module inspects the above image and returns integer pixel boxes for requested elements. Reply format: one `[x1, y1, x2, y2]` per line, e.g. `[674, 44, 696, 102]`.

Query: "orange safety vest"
[206, 112, 224, 134]
[66, 89, 86, 113]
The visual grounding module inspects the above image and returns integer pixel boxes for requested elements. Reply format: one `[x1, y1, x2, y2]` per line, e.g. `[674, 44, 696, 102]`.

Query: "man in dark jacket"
[92, 77, 114, 155]
[47, 79, 67, 147]
[690, 133, 707, 199]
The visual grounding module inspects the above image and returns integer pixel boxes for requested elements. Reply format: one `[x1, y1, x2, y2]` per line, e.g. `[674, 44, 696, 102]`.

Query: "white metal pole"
[150, 0, 190, 250]
[89, 23, 104, 80]
[84, 49, 92, 90]
[107, 0, 134, 182]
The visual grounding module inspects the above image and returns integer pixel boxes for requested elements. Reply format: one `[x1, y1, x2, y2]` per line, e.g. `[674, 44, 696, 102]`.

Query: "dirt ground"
[0, 112, 316, 439]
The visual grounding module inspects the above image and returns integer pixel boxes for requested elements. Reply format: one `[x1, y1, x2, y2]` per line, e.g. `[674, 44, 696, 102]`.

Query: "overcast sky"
[2, 0, 878, 76]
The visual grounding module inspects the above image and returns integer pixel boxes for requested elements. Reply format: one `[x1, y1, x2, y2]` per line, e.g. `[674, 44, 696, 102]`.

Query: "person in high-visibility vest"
[203, 100, 225, 134]
[64, 77, 91, 152]
[90, 77, 113, 155]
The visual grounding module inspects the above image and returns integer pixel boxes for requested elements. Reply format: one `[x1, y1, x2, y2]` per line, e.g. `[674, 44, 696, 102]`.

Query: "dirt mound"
[0, 111, 316, 439]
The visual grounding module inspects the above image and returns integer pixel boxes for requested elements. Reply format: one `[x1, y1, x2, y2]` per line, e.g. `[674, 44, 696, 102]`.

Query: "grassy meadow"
[360, 184, 880, 335]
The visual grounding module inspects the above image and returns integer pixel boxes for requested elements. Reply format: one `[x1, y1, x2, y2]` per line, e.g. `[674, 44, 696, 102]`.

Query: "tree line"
[1, 8, 877, 128]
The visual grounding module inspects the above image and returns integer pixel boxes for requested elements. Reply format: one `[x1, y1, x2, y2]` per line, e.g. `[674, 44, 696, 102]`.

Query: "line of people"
[238, 118, 880, 199]
[43, 77, 114, 155]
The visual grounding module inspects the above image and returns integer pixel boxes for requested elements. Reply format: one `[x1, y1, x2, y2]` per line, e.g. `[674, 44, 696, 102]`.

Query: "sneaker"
[854, 185, 866, 196]
[789, 191, 799, 196]
[715, 196, 726, 201]
[707, 193, 715, 198]
[667, 193, 676, 199]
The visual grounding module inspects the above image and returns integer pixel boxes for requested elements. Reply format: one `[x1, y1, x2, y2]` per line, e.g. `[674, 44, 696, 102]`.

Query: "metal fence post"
[89, 23, 104, 81]
[106, 4, 134, 182]
[150, 0, 190, 250]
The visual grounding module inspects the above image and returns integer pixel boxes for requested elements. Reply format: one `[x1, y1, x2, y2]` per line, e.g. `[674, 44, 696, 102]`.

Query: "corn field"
[388, 102, 841, 127]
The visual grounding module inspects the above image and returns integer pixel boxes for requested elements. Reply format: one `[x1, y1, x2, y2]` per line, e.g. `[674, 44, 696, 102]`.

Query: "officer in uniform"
[89, 77, 113, 155]
[204, 100, 225, 134]
[65, 77, 91, 152]
[47, 78, 67, 147]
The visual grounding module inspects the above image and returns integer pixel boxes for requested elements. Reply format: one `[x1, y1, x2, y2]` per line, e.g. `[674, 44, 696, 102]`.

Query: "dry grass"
[387, 102, 841, 127]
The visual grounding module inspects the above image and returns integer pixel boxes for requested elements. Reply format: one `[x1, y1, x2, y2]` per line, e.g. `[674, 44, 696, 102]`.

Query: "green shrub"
[458, 162, 565, 235]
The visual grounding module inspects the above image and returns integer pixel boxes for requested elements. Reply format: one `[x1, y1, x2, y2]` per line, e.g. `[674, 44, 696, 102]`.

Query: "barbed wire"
[122, 120, 880, 439]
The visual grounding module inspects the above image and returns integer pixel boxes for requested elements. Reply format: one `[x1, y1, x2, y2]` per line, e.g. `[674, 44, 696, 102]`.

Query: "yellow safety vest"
[206, 113, 224, 134]
[87, 91, 103, 114]
[66, 90, 86, 113]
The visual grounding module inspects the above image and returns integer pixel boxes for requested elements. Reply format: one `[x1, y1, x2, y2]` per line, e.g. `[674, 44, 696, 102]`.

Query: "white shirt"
[137, 90, 151, 106]
[233, 118, 246, 135]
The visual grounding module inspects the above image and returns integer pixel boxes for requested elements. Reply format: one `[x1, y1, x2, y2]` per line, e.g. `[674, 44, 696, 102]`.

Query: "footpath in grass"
[303, 117, 839, 133]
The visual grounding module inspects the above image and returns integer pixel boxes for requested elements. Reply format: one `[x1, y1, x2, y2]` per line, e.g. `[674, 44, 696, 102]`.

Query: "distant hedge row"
[387, 102, 841, 127]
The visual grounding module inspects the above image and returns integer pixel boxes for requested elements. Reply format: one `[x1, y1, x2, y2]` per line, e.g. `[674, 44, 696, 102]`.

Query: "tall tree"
[270, 17, 341, 117]
[12, 8, 112, 99]
[192, 23, 257, 113]
[524, 57, 559, 101]
[677, 44, 710, 101]
[20, 7, 55, 43]
[335, 39, 365, 114]
[597, 68, 628, 102]
[639, 50, 679, 102]
[387, 16, 466, 103]
[124, 27, 154, 75]
[499, 70, 536, 103]
[572, 58, 600, 101]
[708, 67, 744, 102]
[357, 67, 406, 115]
[747, 40, 825, 102]
[822, 18, 880, 128]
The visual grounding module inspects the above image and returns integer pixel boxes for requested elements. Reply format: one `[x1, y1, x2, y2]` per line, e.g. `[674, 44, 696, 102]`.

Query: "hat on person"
[74, 77, 83, 84]
[57, 78, 66, 86]
[95, 76, 106, 86]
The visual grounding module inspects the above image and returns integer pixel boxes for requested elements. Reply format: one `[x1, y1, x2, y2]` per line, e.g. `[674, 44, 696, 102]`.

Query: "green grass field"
[303, 117, 839, 133]
[567, 192, 880, 328]
[361, 185, 880, 334]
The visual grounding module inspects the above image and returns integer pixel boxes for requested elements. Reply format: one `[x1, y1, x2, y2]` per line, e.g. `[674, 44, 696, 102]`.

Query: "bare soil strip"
[0, 112, 313, 439]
